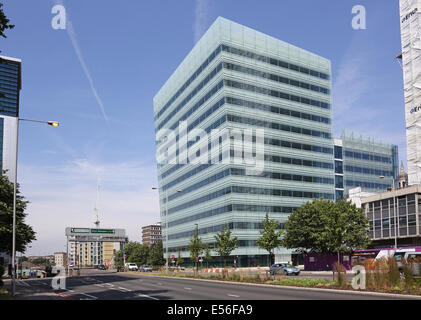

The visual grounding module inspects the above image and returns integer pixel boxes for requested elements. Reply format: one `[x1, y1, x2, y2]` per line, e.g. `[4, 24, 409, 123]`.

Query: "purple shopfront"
[304, 253, 352, 271]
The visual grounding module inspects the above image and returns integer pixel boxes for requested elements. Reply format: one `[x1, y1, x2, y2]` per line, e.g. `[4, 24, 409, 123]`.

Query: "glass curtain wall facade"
[334, 130, 399, 200]
[0, 56, 21, 181]
[153, 17, 334, 266]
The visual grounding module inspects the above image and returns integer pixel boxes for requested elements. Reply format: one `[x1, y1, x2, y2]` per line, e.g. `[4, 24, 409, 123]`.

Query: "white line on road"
[136, 293, 159, 300]
[79, 292, 98, 300]
[227, 294, 240, 298]
[118, 287, 132, 292]
[184, 287, 192, 290]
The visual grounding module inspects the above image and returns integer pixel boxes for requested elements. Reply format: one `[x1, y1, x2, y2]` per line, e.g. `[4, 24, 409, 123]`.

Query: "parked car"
[97, 264, 107, 270]
[270, 263, 300, 276]
[139, 265, 152, 272]
[125, 263, 138, 271]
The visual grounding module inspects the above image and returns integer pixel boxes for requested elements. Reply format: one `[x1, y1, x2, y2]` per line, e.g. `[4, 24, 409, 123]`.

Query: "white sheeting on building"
[400, 0, 421, 185]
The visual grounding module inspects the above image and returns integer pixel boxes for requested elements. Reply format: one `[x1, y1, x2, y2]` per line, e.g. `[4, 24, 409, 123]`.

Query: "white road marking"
[157, 282, 163, 285]
[136, 293, 159, 300]
[78, 292, 98, 300]
[118, 287, 131, 292]
[227, 294, 240, 298]
[184, 287, 192, 290]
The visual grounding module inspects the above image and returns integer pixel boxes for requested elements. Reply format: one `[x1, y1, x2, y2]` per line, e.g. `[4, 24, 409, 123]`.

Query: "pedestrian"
[233, 259, 237, 269]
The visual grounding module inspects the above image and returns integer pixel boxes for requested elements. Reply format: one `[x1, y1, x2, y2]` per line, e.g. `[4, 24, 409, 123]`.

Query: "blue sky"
[1, 0, 406, 255]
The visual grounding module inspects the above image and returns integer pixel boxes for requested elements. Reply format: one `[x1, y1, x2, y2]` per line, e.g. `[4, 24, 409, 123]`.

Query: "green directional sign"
[90, 228, 115, 234]
[70, 228, 90, 233]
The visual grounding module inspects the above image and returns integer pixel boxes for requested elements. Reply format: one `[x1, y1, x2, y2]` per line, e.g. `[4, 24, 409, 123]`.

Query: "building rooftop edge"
[361, 184, 421, 203]
[0, 55, 22, 63]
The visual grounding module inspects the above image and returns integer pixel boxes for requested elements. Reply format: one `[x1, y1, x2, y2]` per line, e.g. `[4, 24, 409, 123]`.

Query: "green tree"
[126, 242, 149, 266]
[203, 243, 212, 268]
[188, 228, 203, 272]
[147, 241, 165, 266]
[214, 225, 237, 267]
[113, 250, 123, 270]
[282, 199, 370, 263]
[176, 249, 184, 267]
[0, 173, 36, 255]
[256, 213, 283, 267]
[0, 3, 14, 39]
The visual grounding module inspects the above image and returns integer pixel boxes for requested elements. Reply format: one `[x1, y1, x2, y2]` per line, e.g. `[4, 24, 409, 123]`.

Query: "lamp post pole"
[380, 176, 397, 249]
[11, 118, 59, 296]
[152, 187, 181, 275]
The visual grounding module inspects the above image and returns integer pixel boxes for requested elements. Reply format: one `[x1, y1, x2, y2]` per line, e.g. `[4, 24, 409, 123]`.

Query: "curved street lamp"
[11, 118, 59, 296]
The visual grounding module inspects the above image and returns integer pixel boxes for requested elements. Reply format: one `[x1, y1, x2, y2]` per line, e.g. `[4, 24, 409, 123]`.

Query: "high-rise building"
[399, 0, 421, 186]
[334, 130, 399, 200]
[142, 222, 162, 246]
[153, 17, 335, 266]
[153, 17, 401, 266]
[0, 55, 21, 181]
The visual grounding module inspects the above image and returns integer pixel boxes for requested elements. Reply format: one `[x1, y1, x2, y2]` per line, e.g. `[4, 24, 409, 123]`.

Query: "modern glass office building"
[0, 55, 21, 180]
[334, 130, 399, 200]
[153, 17, 335, 266]
[153, 17, 400, 266]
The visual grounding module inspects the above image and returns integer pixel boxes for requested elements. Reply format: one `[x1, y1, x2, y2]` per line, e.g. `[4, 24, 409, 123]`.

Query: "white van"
[125, 263, 138, 271]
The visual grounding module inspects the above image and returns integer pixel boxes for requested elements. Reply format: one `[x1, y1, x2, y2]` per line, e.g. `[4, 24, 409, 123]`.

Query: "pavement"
[2, 268, 420, 300]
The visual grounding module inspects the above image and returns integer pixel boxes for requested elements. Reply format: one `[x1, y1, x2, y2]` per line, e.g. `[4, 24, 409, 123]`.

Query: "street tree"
[176, 249, 183, 267]
[188, 228, 203, 272]
[127, 242, 149, 266]
[148, 241, 165, 266]
[256, 213, 283, 267]
[0, 172, 36, 255]
[282, 198, 370, 263]
[203, 243, 212, 268]
[214, 225, 237, 267]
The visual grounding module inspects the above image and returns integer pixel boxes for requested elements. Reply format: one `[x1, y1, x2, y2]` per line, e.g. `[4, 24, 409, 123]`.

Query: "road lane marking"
[79, 292, 98, 300]
[136, 293, 159, 300]
[227, 294, 240, 298]
[118, 287, 132, 292]
[184, 287, 192, 290]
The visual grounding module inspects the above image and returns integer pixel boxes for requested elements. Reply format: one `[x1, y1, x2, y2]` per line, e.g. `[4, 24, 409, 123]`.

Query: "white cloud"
[19, 159, 160, 256]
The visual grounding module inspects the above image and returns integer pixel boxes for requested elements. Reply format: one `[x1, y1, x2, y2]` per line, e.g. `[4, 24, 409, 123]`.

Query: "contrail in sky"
[52, 0, 109, 125]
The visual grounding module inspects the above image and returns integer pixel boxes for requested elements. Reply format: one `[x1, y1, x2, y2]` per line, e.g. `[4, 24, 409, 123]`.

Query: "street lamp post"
[152, 187, 182, 274]
[380, 176, 397, 249]
[11, 118, 59, 297]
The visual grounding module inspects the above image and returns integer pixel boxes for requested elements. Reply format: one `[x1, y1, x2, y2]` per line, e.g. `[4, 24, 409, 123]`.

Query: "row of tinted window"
[168, 187, 232, 215]
[156, 63, 223, 131]
[161, 135, 334, 187]
[155, 45, 222, 121]
[166, 163, 333, 203]
[225, 80, 330, 110]
[224, 62, 329, 95]
[162, 134, 334, 191]
[345, 180, 391, 190]
[232, 186, 333, 200]
[230, 168, 334, 185]
[344, 150, 392, 164]
[157, 91, 330, 150]
[227, 114, 331, 139]
[167, 169, 333, 215]
[344, 165, 393, 177]
[226, 97, 330, 124]
[168, 221, 287, 241]
[221, 44, 330, 80]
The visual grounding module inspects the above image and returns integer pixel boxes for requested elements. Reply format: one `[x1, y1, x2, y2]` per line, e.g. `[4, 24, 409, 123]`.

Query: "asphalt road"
[7, 269, 419, 300]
